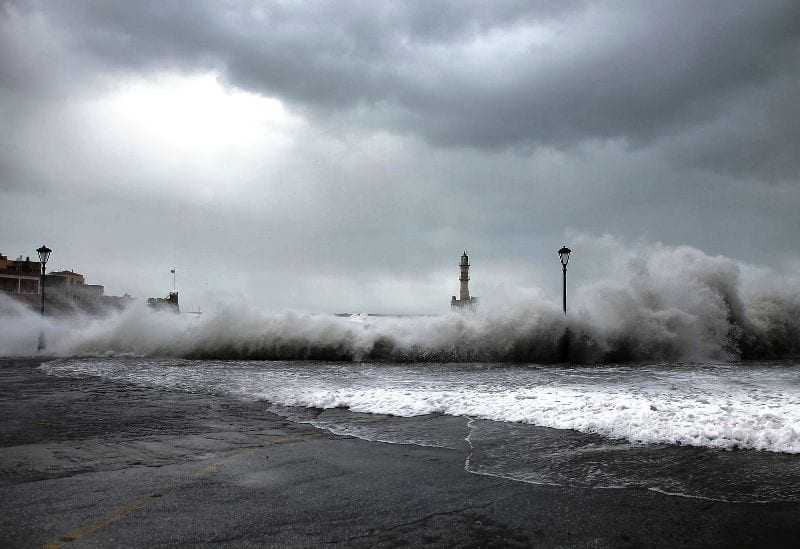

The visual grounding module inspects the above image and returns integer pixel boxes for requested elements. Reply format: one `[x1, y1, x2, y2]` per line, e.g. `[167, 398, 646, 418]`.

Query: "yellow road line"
[41, 436, 316, 548]
[42, 456, 228, 548]
[43, 494, 155, 549]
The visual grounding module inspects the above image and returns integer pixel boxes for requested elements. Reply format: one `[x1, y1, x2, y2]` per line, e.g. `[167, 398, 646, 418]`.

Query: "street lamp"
[36, 245, 51, 350]
[558, 246, 571, 315]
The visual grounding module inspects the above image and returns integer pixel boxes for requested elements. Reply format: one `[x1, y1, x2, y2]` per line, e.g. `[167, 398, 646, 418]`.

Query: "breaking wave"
[2, 238, 800, 363]
[39, 358, 800, 456]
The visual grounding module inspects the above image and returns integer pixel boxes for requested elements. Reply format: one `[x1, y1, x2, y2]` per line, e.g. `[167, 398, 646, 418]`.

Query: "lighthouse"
[451, 251, 478, 311]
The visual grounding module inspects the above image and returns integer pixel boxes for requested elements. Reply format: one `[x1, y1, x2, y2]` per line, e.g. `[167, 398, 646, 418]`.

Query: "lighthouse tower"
[451, 251, 478, 311]
[459, 251, 470, 301]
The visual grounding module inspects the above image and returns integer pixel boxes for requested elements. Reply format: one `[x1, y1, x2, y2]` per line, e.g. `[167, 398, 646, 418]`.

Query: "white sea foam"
[41, 358, 800, 454]
[3, 238, 800, 363]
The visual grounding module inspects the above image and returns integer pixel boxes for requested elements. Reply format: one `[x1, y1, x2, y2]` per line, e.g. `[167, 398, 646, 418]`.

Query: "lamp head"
[558, 246, 571, 267]
[36, 245, 52, 265]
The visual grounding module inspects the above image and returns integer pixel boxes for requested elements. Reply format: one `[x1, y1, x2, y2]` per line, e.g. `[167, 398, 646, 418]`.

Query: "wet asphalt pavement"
[2, 358, 800, 548]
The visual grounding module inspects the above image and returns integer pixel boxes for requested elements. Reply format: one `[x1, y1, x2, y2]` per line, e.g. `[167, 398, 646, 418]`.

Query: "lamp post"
[36, 245, 52, 351]
[558, 246, 571, 315]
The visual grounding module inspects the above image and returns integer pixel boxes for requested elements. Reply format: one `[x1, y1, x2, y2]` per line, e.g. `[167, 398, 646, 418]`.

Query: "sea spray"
[3, 239, 800, 362]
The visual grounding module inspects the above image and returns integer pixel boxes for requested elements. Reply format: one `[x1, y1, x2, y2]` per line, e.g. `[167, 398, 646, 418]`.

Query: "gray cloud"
[1, 1, 799, 313]
[4, 1, 799, 180]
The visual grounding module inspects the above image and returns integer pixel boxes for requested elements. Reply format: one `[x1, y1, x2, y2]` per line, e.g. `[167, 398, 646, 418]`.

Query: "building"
[1, 251, 133, 316]
[46, 270, 86, 287]
[147, 291, 179, 313]
[451, 251, 478, 311]
[0, 254, 41, 295]
[46, 270, 104, 299]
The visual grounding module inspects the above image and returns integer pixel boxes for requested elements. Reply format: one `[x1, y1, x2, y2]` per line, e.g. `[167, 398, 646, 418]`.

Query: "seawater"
[40, 358, 800, 503]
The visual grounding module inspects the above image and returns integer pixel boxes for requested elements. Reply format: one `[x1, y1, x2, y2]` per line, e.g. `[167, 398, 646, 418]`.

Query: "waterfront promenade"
[1, 358, 799, 548]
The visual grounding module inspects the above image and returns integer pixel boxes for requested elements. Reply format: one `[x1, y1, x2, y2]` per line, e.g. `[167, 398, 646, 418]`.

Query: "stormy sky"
[1, 1, 799, 313]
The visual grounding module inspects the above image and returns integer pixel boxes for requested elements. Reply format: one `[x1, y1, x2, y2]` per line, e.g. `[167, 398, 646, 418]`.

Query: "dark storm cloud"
[664, 73, 800, 181]
[4, 0, 799, 180]
[2, 1, 800, 313]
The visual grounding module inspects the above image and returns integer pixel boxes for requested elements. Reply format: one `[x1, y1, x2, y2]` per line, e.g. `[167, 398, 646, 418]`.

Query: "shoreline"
[2, 358, 800, 547]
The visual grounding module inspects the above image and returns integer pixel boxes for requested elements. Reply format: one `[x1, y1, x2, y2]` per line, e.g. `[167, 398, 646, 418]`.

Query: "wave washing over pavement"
[40, 358, 800, 454]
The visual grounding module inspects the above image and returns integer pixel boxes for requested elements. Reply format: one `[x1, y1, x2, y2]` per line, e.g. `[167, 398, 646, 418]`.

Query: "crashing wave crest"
[2, 239, 800, 363]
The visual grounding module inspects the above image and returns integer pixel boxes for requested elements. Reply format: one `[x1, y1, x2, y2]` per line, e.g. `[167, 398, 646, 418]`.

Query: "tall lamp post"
[558, 246, 571, 315]
[36, 245, 52, 351]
